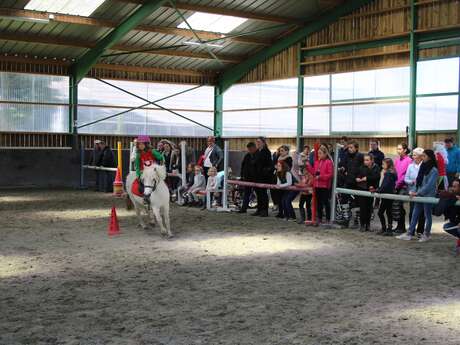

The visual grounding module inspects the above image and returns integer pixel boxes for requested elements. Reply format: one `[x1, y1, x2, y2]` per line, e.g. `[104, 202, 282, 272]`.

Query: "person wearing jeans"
[405, 148, 425, 235]
[276, 160, 298, 221]
[397, 149, 439, 242]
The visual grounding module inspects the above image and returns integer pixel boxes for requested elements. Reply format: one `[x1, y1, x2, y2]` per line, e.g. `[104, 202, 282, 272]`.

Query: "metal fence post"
[330, 143, 342, 223]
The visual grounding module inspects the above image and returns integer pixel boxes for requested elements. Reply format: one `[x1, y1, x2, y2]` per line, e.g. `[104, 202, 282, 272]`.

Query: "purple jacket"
[394, 155, 412, 189]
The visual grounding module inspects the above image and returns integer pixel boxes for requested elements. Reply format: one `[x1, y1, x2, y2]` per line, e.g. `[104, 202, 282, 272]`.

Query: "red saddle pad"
[131, 178, 143, 197]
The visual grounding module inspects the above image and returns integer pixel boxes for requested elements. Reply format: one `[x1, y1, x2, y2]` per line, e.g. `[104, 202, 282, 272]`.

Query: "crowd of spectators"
[89, 134, 460, 245]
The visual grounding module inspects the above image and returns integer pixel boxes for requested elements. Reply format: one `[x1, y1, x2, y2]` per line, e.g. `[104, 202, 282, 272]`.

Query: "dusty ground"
[0, 189, 459, 345]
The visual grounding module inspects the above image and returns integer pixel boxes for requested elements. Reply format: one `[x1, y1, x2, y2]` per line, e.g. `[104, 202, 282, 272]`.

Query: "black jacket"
[240, 152, 258, 182]
[369, 149, 385, 168]
[340, 151, 364, 187]
[98, 146, 116, 168]
[90, 148, 102, 166]
[255, 147, 274, 183]
[377, 171, 397, 194]
[357, 164, 381, 190]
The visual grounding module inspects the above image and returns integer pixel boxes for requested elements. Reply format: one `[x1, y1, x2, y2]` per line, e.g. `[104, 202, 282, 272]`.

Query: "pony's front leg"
[152, 207, 167, 236]
[135, 205, 148, 230]
[162, 205, 173, 238]
[148, 209, 156, 227]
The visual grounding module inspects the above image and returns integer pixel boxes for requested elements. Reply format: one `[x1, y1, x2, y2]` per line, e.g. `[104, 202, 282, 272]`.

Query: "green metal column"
[69, 74, 78, 148]
[214, 85, 223, 138]
[457, 58, 460, 144]
[408, 0, 418, 148]
[296, 76, 304, 152]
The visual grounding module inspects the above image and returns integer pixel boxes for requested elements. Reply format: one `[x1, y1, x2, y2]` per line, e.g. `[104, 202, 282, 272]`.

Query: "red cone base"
[113, 167, 123, 197]
[108, 206, 121, 236]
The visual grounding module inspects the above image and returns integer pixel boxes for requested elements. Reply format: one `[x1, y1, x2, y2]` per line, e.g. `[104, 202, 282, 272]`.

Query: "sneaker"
[396, 233, 412, 241]
[418, 234, 431, 242]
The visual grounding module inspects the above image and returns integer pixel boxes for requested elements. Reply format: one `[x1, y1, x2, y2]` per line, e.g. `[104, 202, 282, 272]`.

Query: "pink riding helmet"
[137, 135, 150, 143]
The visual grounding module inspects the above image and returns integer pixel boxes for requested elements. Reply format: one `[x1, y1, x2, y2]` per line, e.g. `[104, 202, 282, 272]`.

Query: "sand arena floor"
[0, 189, 459, 345]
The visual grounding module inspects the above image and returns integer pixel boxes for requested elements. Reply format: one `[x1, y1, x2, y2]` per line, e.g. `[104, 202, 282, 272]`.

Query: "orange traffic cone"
[113, 167, 123, 197]
[108, 206, 121, 236]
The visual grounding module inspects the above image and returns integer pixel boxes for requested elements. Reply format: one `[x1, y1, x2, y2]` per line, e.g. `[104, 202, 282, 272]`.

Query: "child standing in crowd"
[272, 145, 293, 212]
[307, 146, 333, 224]
[377, 158, 397, 236]
[356, 154, 380, 231]
[183, 165, 206, 207]
[203, 167, 218, 209]
[276, 160, 298, 221]
[296, 145, 313, 224]
[397, 149, 439, 242]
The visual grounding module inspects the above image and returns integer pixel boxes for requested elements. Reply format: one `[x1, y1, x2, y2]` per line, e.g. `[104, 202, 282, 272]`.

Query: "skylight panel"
[177, 12, 247, 33]
[25, 0, 106, 17]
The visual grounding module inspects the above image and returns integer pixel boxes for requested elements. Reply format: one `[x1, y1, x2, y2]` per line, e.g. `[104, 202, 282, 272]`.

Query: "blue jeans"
[281, 191, 299, 219]
[408, 202, 433, 236]
[443, 222, 460, 239]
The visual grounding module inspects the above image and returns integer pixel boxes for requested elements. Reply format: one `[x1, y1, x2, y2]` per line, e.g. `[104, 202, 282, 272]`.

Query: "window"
[0, 72, 69, 133]
[78, 108, 213, 137]
[224, 79, 298, 110]
[78, 78, 214, 136]
[25, 0, 106, 16]
[331, 103, 409, 133]
[417, 58, 459, 95]
[416, 57, 459, 131]
[305, 66, 410, 135]
[416, 96, 458, 131]
[304, 75, 329, 105]
[303, 107, 329, 135]
[178, 12, 247, 33]
[223, 78, 298, 137]
[223, 108, 297, 137]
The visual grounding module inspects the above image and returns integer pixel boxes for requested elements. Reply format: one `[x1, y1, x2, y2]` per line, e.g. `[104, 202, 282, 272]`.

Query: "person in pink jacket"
[393, 143, 413, 232]
[307, 146, 333, 223]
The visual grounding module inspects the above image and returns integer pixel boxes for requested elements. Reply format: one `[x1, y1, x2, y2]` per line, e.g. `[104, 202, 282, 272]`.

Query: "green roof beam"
[71, 0, 167, 83]
[218, 0, 375, 93]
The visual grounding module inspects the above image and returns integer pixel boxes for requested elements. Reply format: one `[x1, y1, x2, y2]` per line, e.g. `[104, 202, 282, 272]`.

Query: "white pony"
[126, 164, 173, 238]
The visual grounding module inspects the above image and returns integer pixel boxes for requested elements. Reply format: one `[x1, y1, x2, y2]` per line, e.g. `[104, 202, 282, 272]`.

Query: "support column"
[457, 58, 460, 144]
[214, 85, 223, 138]
[408, 0, 418, 148]
[69, 74, 78, 148]
[296, 76, 304, 152]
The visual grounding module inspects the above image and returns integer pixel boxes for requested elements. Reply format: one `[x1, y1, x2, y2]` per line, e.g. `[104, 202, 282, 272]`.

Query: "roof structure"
[0, 0, 343, 81]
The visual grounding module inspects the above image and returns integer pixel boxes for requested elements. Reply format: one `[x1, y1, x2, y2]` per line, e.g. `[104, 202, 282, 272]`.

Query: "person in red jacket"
[307, 146, 333, 224]
[435, 142, 449, 191]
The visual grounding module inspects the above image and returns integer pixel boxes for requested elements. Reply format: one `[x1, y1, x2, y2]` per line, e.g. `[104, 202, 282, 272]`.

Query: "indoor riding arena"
[1, 1, 460, 344]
